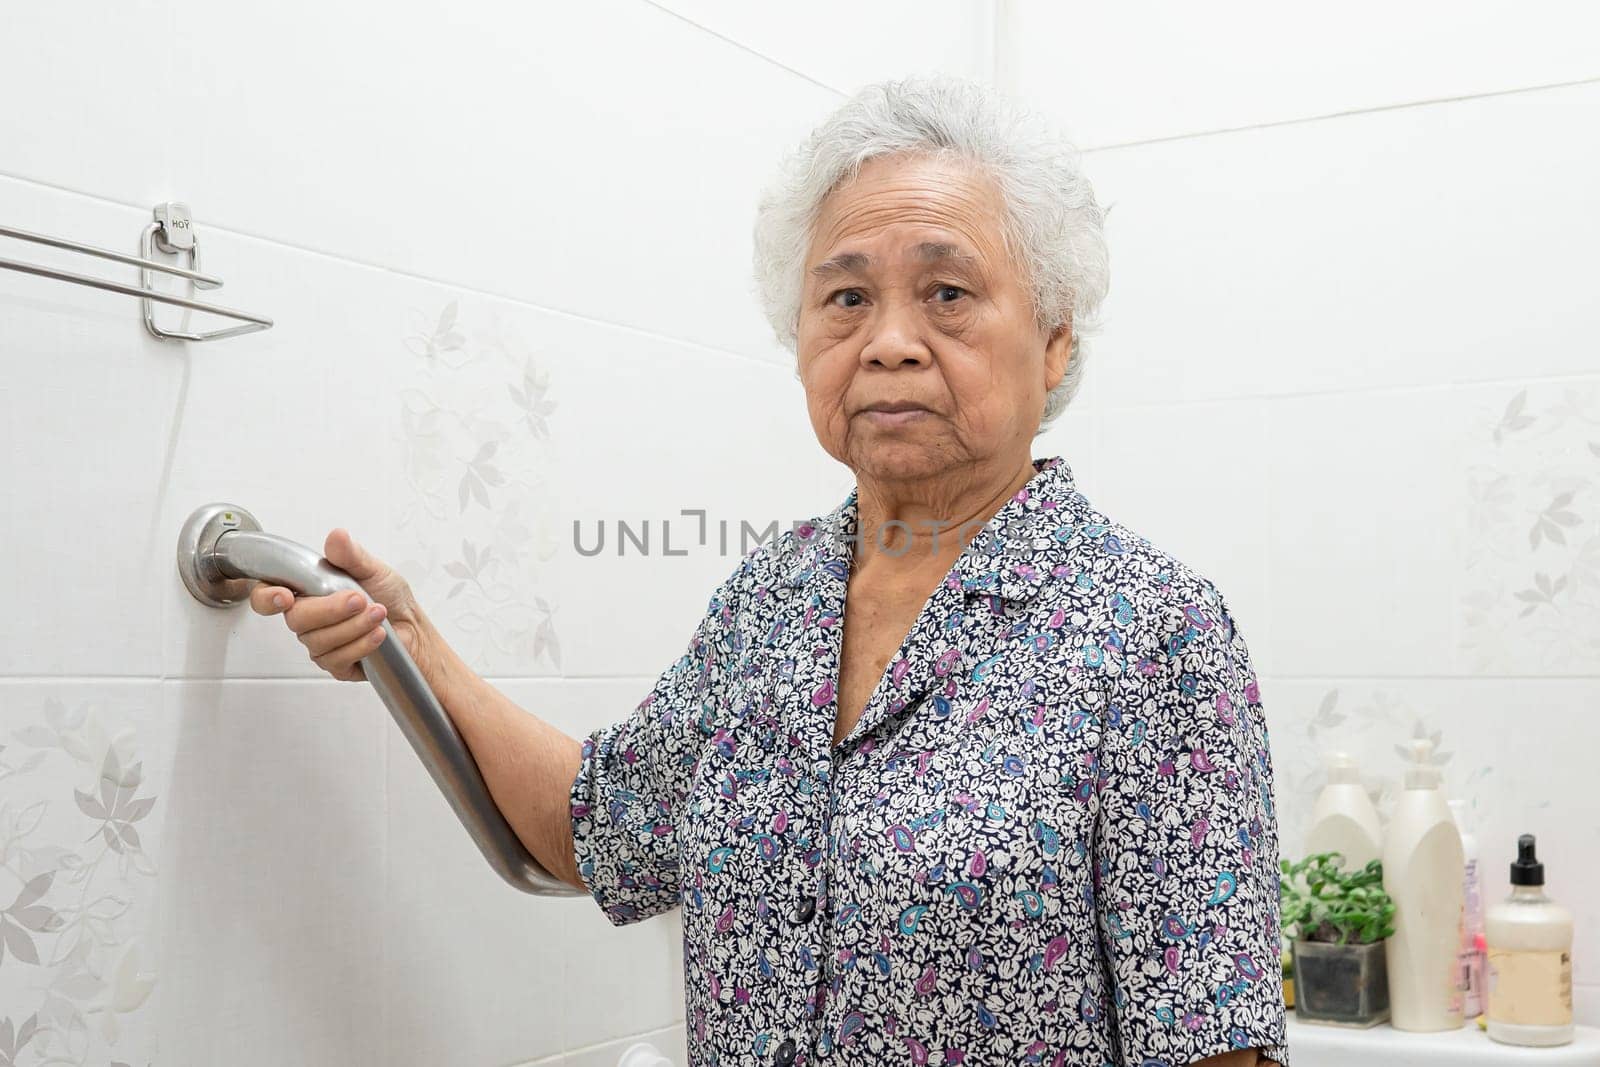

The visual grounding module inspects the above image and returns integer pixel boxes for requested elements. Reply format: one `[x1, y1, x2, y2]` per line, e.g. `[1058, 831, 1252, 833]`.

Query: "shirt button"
[793, 895, 816, 923]
[774, 1037, 797, 1065]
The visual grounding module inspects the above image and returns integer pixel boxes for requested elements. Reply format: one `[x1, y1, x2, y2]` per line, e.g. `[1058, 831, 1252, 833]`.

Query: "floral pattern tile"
[1460, 381, 1600, 673]
[0, 689, 160, 1066]
[391, 300, 563, 676]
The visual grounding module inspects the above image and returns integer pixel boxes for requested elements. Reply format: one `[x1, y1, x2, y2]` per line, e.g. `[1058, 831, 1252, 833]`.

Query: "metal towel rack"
[177, 503, 582, 896]
[0, 202, 273, 341]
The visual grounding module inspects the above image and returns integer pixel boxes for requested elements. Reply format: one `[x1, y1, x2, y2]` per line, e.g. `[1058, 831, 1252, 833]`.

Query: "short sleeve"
[567, 561, 747, 926]
[1093, 588, 1290, 1066]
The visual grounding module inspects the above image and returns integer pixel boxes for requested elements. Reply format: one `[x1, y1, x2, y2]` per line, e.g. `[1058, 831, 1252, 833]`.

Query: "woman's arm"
[254, 528, 748, 911]
[251, 530, 589, 892]
[414, 602, 588, 891]
[1092, 581, 1290, 1064]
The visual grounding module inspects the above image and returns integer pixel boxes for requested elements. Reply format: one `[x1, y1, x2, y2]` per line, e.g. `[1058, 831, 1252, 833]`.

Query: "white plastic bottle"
[1304, 751, 1384, 871]
[1485, 834, 1574, 1047]
[1449, 798, 1486, 1019]
[1381, 738, 1465, 1032]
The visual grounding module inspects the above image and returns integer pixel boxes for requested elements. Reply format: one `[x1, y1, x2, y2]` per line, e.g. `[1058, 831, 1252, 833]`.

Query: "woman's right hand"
[248, 529, 428, 682]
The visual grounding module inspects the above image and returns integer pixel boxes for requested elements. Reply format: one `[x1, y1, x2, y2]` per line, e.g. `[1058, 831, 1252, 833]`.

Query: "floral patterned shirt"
[569, 456, 1289, 1067]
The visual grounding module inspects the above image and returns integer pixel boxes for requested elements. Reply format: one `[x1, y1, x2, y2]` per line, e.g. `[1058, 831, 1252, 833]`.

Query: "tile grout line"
[1083, 72, 1600, 154]
[1091, 368, 1600, 412]
[636, 0, 846, 98]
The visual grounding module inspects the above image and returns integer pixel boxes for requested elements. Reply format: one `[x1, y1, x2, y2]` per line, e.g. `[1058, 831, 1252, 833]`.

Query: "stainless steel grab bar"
[177, 503, 582, 896]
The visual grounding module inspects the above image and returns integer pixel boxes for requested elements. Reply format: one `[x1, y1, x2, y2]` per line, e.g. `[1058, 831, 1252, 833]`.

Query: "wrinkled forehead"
[806, 155, 1014, 281]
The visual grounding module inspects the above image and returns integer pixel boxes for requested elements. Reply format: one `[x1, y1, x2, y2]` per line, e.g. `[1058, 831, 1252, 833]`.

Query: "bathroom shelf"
[1285, 1013, 1600, 1066]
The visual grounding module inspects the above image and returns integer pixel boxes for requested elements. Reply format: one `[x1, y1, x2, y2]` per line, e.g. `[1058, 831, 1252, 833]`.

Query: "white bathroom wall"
[1001, 0, 1600, 1027]
[6, 2, 1594, 1062]
[0, 3, 987, 1064]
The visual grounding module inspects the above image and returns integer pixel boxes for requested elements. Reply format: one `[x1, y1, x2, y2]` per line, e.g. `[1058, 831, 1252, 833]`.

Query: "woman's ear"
[1043, 322, 1073, 391]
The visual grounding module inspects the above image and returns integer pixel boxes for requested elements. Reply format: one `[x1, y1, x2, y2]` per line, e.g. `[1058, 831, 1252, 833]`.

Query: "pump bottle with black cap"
[1485, 834, 1575, 1046]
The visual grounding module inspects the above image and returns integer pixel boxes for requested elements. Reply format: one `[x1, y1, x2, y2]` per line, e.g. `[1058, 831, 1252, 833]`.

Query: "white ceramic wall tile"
[649, 1, 992, 93]
[1268, 378, 1600, 679]
[0, 1, 172, 204]
[1579, 986, 1600, 1030]
[164, 0, 839, 363]
[0, 179, 184, 677]
[1092, 398, 1272, 672]
[998, 0, 1600, 147]
[1076, 80, 1600, 409]
[1266, 676, 1600, 1008]
[380, 293, 567, 682]
[154, 680, 389, 1064]
[1064, 353, 1104, 413]
[381, 678, 685, 1064]
[557, 905, 685, 1055]
[0, 681, 165, 1066]
[1267, 384, 1466, 678]
[1456, 380, 1600, 675]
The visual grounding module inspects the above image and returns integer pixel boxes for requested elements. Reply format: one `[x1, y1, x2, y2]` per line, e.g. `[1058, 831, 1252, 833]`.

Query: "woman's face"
[796, 153, 1072, 486]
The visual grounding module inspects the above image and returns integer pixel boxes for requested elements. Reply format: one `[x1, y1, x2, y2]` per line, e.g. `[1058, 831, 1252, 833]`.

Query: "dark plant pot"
[1292, 938, 1391, 1028]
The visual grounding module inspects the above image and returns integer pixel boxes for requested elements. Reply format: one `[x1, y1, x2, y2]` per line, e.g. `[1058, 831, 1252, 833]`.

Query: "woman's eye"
[934, 285, 967, 303]
[830, 290, 864, 308]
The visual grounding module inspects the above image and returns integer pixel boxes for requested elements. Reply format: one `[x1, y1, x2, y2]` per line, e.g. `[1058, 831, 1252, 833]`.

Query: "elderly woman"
[253, 75, 1287, 1067]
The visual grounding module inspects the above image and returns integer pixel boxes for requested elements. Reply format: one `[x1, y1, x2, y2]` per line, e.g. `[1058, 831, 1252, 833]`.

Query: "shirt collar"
[779, 456, 1085, 604]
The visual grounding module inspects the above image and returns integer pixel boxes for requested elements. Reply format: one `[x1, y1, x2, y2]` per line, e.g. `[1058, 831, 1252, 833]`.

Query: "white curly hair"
[751, 73, 1110, 432]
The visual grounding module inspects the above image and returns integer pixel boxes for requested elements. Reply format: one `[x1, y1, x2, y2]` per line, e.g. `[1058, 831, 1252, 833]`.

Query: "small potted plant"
[1280, 851, 1396, 1028]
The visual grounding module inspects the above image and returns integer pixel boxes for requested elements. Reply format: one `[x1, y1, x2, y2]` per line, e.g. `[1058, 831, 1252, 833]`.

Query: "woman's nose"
[859, 300, 930, 369]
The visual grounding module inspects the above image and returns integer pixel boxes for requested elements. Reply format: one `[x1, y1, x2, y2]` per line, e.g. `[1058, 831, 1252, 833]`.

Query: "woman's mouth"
[861, 403, 932, 427]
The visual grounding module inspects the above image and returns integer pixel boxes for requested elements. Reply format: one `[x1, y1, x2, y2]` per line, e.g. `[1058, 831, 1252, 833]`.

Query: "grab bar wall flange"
[177, 503, 264, 607]
[176, 502, 582, 897]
